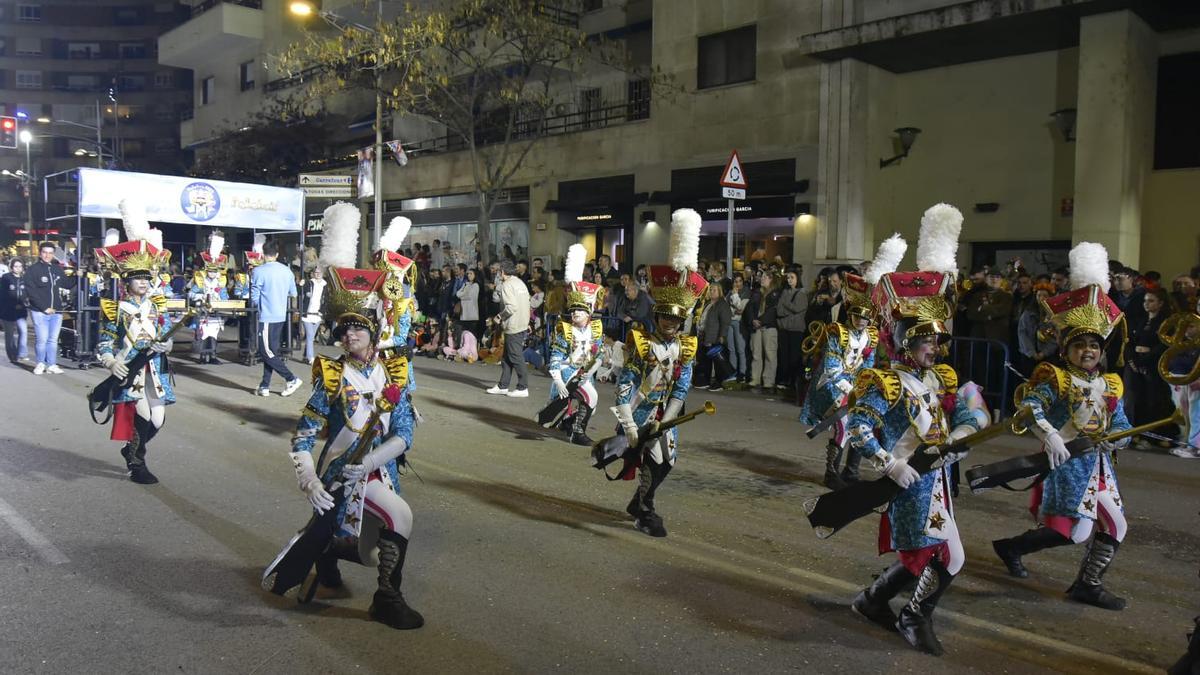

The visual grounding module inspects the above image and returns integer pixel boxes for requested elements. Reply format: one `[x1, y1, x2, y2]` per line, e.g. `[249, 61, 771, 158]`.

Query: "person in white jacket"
[455, 268, 481, 338]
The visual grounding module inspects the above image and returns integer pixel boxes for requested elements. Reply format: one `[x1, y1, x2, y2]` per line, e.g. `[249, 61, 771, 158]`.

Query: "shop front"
[549, 175, 637, 273]
[378, 188, 531, 264]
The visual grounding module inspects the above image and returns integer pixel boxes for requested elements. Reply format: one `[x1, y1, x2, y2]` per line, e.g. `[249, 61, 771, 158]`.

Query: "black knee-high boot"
[896, 560, 955, 656]
[369, 530, 424, 630]
[992, 527, 1072, 578]
[1067, 532, 1126, 610]
[840, 447, 863, 483]
[569, 405, 594, 446]
[128, 415, 159, 485]
[852, 561, 916, 632]
[823, 440, 845, 490]
[626, 459, 672, 537]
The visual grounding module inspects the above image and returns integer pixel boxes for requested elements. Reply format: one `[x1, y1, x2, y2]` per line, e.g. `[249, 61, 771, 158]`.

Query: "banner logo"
[181, 182, 221, 222]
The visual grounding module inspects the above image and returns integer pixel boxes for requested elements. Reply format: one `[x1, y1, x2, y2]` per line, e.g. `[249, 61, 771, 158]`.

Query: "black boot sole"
[851, 593, 898, 632]
[992, 540, 1029, 578]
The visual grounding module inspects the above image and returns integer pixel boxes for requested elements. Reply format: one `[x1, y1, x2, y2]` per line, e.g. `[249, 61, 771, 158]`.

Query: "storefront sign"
[678, 195, 794, 220]
[78, 168, 305, 231]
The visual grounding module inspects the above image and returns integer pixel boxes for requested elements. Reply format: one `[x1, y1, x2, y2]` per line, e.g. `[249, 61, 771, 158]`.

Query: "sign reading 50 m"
[181, 182, 221, 222]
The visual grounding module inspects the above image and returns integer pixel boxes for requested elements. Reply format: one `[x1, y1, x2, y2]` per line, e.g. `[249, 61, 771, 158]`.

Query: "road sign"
[301, 186, 354, 198]
[721, 187, 746, 200]
[298, 174, 353, 187]
[719, 150, 747, 189]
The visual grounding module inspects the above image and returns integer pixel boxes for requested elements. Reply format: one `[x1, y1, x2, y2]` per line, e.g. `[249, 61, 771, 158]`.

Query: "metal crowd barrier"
[947, 336, 1012, 418]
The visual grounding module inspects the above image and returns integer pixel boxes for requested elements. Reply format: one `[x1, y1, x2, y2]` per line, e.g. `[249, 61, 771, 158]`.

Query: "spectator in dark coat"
[697, 282, 733, 391]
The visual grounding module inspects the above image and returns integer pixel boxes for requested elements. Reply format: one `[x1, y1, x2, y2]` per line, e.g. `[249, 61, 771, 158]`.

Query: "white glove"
[343, 436, 408, 483]
[835, 379, 854, 395]
[615, 403, 638, 447]
[551, 372, 567, 399]
[150, 338, 173, 354]
[1045, 432, 1070, 470]
[102, 354, 128, 380]
[662, 398, 684, 425]
[291, 452, 334, 514]
[883, 456, 920, 489]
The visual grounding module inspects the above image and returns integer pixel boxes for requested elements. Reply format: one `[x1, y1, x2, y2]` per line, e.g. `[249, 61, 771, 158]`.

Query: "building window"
[239, 60, 255, 91]
[120, 43, 148, 59]
[68, 42, 102, 59]
[66, 74, 99, 91]
[201, 76, 214, 105]
[17, 4, 42, 22]
[15, 37, 41, 56]
[154, 72, 174, 89]
[154, 105, 175, 122]
[697, 25, 756, 90]
[16, 70, 42, 89]
[113, 7, 145, 25]
[626, 78, 649, 121]
[117, 75, 146, 92]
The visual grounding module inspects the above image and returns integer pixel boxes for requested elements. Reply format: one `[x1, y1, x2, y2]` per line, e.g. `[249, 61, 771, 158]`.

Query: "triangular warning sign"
[720, 150, 748, 189]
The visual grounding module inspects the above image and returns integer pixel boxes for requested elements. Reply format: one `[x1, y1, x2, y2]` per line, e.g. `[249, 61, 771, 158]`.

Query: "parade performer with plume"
[262, 202, 424, 630]
[92, 200, 175, 485]
[844, 204, 984, 655]
[541, 243, 605, 446]
[990, 242, 1134, 611]
[801, 236, 901, 488]
[187, 231, 229, 364]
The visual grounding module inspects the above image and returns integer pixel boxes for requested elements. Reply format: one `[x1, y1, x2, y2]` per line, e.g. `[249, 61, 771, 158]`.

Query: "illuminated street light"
[289, 0, 318, 16]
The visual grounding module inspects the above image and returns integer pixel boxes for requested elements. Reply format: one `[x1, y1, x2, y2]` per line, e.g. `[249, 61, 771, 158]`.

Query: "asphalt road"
[0, 341, 1196, 674]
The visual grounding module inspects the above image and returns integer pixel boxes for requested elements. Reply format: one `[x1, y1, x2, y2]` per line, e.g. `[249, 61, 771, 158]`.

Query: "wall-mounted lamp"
[640, 210, 656, 224]
[1050, 108, 1076, 142]
[879, 127, 921, 168]
[794, 202, 811, 216]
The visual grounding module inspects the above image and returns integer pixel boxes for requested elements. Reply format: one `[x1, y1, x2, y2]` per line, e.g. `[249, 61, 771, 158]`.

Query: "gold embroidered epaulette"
[828, 322, 849, 353]
[1102, 373, 1124, 399]
[679, 335, 698, 364]
[589, 319, 603, 342]
[931, 364, 958, 393]
[627, 328, 652, 361]
[853, 368, 903, 406]
[235, 272, 248, 285]
[99, 298, 118, 321]
[866, 326, 879, 349]
[381, 353, 411, 390]
[1027, 362, 1069, 398]
[312, 355, 344, 398]
[150, 294, 168, 312]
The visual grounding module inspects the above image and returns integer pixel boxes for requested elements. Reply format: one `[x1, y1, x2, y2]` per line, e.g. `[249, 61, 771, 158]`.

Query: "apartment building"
[0, 0, 193, 250]
[164, 0, 1200, 275]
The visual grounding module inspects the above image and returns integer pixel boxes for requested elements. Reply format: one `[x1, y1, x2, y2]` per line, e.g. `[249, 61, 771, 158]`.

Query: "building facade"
[0, 0, 193, 251]
[165, 0, 1200, 279]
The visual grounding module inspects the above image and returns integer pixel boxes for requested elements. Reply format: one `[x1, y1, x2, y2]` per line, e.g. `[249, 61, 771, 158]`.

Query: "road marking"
[0, 496, 69, 565]
[415, 457, 1157, 673]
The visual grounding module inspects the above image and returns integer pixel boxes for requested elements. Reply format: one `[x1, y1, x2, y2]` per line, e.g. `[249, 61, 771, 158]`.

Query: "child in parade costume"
[370, 216, 421, 403]
[613, 209, 706, 538]
[187, 232, 230, 364]
[991, 242, 1135, 611]
[846, 204, 984, 656]
[545, 243, 606, 446]
[265, 204, 424, 630]
[233, 234, 265, 360]
[94, 200, 175, 485]
[802, 235, 905, 489]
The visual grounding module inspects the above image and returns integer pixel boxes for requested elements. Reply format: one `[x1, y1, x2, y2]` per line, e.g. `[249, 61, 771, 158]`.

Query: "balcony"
[158, 1, 263, 70]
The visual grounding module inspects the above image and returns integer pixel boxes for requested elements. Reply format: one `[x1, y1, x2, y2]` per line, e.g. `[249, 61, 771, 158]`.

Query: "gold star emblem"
[1082, 499, 1095, 512]
[933, 492, 944, 503]
[345, 512, 359, 527]
[1087, 486, 1097, 496]
[928, 513, 946, 530]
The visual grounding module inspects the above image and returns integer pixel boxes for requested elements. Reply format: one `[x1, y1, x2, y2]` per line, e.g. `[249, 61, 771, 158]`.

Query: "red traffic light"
[1, 119, 12, 130]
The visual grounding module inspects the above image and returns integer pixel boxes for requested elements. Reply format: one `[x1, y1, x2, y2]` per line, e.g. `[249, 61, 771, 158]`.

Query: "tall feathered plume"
[377, 216, 411, 253]
[864, 234, 907, 285]
[103, 228, 120, 247]
[119, 198, 150, 243]
[669, 208, 702, 273]
[1069, 242, 1111, 293]
[207, 231, 224, 259]
[317, 202, 361, 269]
[146, 229, 163, 251]
[915, 203, 963, 274]
[252, 233, 266, 254]
[564, 243, 586, 284]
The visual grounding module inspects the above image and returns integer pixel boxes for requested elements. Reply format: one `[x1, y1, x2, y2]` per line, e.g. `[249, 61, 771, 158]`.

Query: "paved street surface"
[0, 341, 1196, 674]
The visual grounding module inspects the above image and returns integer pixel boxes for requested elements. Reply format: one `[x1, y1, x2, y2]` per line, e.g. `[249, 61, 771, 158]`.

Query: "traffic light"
[0, 117, 16, 149]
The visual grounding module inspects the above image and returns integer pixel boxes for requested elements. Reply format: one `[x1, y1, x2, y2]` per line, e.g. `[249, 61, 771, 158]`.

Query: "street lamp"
[37, 101, 106, 168]
[290, 0, 386, 253]
[18, 129, 33, 250]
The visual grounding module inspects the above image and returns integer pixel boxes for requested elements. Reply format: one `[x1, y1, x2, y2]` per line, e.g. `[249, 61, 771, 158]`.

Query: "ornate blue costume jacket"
[292, 353, 414, 538]
[615, 328, 697, 465]
[847, 364, 979, 551]
[800, 323, 878, 425]
[548, 318, 603, 401]
[98, 295, 175, 405]
[1020, 363, 1130, 522]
